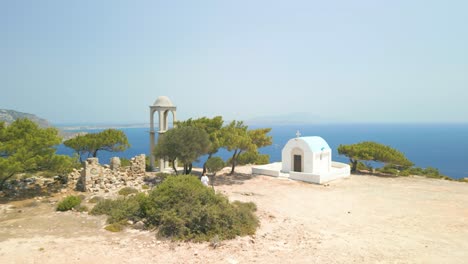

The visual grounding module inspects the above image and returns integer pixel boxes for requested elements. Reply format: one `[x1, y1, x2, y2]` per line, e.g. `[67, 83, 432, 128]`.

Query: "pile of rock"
[127, 154, 146, 178]
[1, 154, 148, 198]
[79, 155, 147, 193]
[1, 175, 67, 198]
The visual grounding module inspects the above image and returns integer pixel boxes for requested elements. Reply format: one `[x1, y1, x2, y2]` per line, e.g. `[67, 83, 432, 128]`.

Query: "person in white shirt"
[201, 174, 209, 186]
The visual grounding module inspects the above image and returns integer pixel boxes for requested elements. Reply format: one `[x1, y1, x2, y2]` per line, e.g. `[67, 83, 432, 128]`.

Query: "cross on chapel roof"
[296, 130, 301, 138]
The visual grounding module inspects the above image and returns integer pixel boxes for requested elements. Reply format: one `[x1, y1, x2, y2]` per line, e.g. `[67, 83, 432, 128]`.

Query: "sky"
[1, 0, 467, 124]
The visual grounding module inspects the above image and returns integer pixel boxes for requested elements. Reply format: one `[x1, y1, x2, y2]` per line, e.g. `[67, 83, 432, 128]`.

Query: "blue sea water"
[57, 124, 468, 179]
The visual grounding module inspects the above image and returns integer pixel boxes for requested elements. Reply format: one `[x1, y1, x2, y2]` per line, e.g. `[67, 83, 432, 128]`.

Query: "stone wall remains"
[1, 154, 148, 198]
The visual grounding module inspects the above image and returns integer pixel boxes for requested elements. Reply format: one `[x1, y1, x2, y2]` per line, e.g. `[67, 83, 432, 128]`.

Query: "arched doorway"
[294, 155, 302, 172]
[291, 147, 303, 172]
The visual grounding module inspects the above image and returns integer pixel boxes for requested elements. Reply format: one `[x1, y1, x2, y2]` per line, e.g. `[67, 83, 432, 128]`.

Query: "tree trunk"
[202, 153, 213, 176]
[229, 150, 238, 175]
[0, 173, 15, 191]
[172, 160, 178, 175]
[351, 159, 358, 173]
[183, 164, 192, 175]
[92, 149, 98, 158]
[210, 173, 216, 190]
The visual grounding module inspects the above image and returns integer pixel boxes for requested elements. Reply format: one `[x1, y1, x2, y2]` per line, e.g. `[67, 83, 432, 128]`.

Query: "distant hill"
[246, 112, 334, 126]
[0, 109, 51, 128]
[0, 109, 83, 140]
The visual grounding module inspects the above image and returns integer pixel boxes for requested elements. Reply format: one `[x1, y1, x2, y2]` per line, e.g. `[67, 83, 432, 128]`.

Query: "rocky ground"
[1, 166, 467, 264]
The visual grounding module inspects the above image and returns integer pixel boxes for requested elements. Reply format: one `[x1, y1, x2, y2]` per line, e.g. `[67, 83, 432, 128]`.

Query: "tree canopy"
[205, 156, 225, 188]
[176, 116, 224, 175]
[154, 126, 211, 174]
[0, 119, 74, 190]
[222, 121, 272, 174]
[64, 129, 130, 161]
[337, 141, 413, 173]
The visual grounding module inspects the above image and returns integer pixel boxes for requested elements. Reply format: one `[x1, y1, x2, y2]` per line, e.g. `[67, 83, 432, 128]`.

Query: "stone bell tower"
[149, 96, 176, 171]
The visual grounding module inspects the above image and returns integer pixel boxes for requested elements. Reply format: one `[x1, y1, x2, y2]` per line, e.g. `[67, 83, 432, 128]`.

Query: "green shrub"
[254, 154, 270, 165]
[120, 158, 131, 167]
[88, 196, 103, 203]
[75, 204, 88, 212]
[423, 167, 441, 177]
[91, 193, 146, 224]
[105, 223, 124, 232]
[399, 170, 411, 176]
[356, 162, 371, 171]
[407, 166, 453, 180]
[145, 156, 153, 172]
[118, 187, 139, 196]
[409, 167, 424, 175]
[90, 175, 259, 241]
[377, 166, 399, 175]
[156, 172, 172, 181]
[206, 157, 225, 174]
[56, 195, 82, 211]
[227, 152, 270, 166]
[143, 175, 259, 241]
[142, 184, 150, 190]
[90, 199, 115, 215]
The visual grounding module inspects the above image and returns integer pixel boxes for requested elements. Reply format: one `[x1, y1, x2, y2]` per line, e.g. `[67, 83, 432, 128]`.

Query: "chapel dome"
[153, 96, 173, 107]
[293, 136, 331, 152]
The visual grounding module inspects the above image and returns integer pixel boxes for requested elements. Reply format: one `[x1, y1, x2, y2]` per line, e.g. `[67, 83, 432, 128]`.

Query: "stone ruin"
[69, 154, 147, 193]
[0, 154, 148, 198]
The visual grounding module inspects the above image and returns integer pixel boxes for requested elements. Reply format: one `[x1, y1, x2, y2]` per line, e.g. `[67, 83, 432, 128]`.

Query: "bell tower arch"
[149, 96, 177, 171]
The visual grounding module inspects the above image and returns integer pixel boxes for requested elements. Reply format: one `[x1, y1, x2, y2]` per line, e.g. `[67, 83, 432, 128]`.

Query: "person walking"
[201, 174, 209, 187]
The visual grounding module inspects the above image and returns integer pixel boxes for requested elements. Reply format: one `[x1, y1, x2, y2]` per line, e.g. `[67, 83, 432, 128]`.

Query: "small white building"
[252, 136, 350, 184]
[281, 136, 332, 175]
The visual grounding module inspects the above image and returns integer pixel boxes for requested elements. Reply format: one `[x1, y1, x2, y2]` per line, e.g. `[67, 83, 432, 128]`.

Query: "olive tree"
[176, 116, 224, 175]
[222, 121, 272, 175]
[337, 141, 413, 173]
[64, 129, 130, 161]
[154, 126, 210, 175]
[205, 156, 225, 188]
[0, 119, 75, 190]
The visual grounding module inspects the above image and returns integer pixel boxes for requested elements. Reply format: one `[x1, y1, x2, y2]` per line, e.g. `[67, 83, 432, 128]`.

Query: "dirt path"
[1, 167, 468, 263]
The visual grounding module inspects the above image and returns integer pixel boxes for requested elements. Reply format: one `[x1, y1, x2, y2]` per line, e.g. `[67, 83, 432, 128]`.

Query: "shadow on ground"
[213, 172, 256, 186]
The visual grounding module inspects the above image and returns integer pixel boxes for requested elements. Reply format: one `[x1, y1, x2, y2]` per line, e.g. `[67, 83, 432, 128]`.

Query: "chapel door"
[293, 155, 302, 172]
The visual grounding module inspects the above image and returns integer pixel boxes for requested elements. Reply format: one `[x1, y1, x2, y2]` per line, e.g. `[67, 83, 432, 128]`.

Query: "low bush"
[406, 166, 453, 180]
[206, 157, 225, 175]
[56, 195, 82, 211]
[118, 187, 139, 196]
[145, 156, 153, 172]
[142, 184, 150, 190]
[74, 204, 88, 212]
[143, 175, 259, 241]
[377, 166, 399, 175]
[227, 152, 270, 166]
[88, 196, 103, 203]
[90, 199, 115, 215]
[120, 158, 131, 167]
[156, 173, 172, 181]
[356, 161, 372, 171]
[105, 223, 124, 232]
[91, 175, 259, 242]
[90, 193, 146, 224]
[399, 170, 411, 176]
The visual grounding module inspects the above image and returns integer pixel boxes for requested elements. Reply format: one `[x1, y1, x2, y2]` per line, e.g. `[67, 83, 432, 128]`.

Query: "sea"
[56, 124, 468, 179]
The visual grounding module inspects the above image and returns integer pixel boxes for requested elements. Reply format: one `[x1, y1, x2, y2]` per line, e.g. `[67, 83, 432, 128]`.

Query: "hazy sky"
[1, 0, 467, 124]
